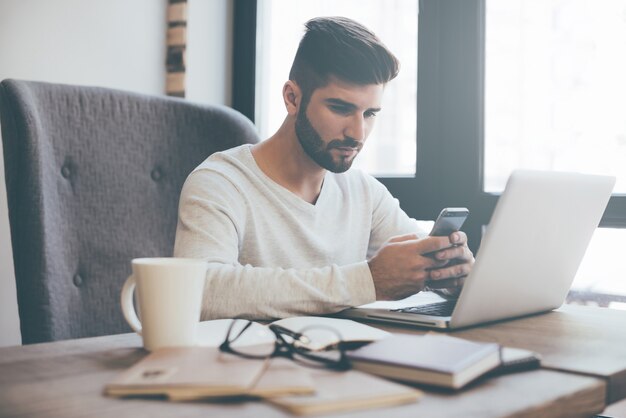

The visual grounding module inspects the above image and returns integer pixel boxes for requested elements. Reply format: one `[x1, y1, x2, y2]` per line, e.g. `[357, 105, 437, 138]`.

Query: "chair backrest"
[0, 79, 259, 344]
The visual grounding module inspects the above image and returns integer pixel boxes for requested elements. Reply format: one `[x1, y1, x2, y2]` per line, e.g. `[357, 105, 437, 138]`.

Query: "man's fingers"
[412, 236, 456, 255]
[422, 257, 448, 270]
[390, 236, 453, 255]
[448, 231, 467, 246]
[435, 245, 473, 262]
[388, 233, 420, 244]
[394, 231, 469, 255]
[429, 262, 472, 281]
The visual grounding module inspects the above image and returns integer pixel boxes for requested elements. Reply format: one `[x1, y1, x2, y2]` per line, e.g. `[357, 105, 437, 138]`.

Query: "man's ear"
[283, 81, 301, 116]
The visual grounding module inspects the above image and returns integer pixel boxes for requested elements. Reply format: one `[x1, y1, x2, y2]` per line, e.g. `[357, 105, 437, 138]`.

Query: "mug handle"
[121, 275, 142, 335]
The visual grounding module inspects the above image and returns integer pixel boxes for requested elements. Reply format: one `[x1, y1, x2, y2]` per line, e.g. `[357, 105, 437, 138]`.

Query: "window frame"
[232, 0, 626, 255]
[232, 0, 257, 124]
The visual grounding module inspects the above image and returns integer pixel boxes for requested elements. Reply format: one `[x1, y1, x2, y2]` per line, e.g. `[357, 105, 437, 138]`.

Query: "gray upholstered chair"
[0, 79, 259, 344]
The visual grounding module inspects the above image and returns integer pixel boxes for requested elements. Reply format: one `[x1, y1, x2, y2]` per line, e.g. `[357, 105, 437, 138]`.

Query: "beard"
[295, 106, 362, 173]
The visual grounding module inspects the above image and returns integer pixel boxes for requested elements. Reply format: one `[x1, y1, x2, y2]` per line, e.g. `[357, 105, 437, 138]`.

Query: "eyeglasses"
[219, 319, 351, 371]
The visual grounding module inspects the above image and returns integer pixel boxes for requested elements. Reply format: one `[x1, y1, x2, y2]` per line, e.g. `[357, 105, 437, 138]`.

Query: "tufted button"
[61, 164, 72, 179]
[72, 274, 83, 287]
[151, 167, 163, 181]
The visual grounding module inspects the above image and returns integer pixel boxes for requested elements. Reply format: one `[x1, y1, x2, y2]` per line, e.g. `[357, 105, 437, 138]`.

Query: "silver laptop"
[339, 170, 615, 329]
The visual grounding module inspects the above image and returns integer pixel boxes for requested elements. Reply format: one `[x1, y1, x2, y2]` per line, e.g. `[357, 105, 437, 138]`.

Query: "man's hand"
[368, 233, 454, 300]
[425, 231, 475, 298]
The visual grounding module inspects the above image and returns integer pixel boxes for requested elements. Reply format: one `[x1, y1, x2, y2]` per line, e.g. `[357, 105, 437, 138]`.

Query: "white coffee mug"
[121, 257, 208, 351]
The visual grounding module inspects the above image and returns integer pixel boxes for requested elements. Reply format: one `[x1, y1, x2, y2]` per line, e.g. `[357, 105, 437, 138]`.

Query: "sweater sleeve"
[173, 169, 376, 320]
[366, 176, 428, 259]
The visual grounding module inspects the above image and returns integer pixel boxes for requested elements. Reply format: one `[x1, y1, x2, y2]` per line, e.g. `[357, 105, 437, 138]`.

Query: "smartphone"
[429, 207, 470, 237]
[423, 208, 469, 258]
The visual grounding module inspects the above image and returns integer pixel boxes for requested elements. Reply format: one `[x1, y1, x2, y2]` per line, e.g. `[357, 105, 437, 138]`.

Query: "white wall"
[0, 0, 233, 347]
[187, 0, 233, 106]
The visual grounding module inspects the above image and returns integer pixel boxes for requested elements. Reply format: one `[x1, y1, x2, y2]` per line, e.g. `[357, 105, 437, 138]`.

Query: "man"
[174, 17, 474, 320]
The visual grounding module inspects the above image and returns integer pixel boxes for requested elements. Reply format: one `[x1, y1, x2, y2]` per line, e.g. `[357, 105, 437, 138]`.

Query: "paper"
[272, 316, 391, 350]
[196, 319, 275, 347]
[268, 369, 422, 416]
[358, 291, 447, 311]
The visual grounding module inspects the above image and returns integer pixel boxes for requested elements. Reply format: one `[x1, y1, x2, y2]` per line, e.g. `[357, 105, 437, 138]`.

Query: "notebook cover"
[347, 334, 500, 374]
[105, 347, 268, 398]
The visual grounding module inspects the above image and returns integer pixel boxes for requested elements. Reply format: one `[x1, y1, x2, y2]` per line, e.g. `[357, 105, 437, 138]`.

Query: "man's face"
[295, 78, 383, 173]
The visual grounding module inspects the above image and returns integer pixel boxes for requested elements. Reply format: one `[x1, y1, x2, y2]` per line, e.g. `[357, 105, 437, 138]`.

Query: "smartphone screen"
[429, 208, 469, 237]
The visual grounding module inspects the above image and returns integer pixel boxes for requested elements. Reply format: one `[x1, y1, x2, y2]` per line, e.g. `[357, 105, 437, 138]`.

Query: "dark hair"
[289, 16, 399, 105]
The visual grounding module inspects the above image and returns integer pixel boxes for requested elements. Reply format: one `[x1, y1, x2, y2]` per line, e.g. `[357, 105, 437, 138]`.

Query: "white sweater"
[174, 144, 426, 320]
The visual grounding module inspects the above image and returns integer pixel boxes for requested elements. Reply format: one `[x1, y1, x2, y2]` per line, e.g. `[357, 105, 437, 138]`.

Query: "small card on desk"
[104, 347, 314, 400]
[487, 346, 541, 376]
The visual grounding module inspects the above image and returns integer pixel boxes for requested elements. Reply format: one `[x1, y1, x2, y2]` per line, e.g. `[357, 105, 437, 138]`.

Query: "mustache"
[327, 137, 362, 150]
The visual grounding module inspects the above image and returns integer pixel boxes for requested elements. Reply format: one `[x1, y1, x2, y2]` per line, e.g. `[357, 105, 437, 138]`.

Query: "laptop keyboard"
[390, 300, 457, 317]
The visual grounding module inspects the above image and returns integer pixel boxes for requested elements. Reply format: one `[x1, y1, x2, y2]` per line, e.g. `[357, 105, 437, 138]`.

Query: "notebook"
[346, 333, 501, 389]
[339, 170, 615, 329]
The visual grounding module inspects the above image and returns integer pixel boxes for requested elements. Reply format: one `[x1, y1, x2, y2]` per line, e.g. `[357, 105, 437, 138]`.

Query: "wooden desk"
[0, 331, 606, 417]
[380, 304, 626, 404]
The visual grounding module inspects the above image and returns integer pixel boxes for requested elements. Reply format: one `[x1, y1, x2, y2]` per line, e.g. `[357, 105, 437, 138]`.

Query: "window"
[568, 228, 626, 309]
[485, 0, 626, 193]
[484, 0, 626, 306]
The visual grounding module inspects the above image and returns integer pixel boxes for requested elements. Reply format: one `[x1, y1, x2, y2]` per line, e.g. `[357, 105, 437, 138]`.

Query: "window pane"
[568, 228, 626, 309]
[256, 0, 418, 175]
[484, 0, 626, 193]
